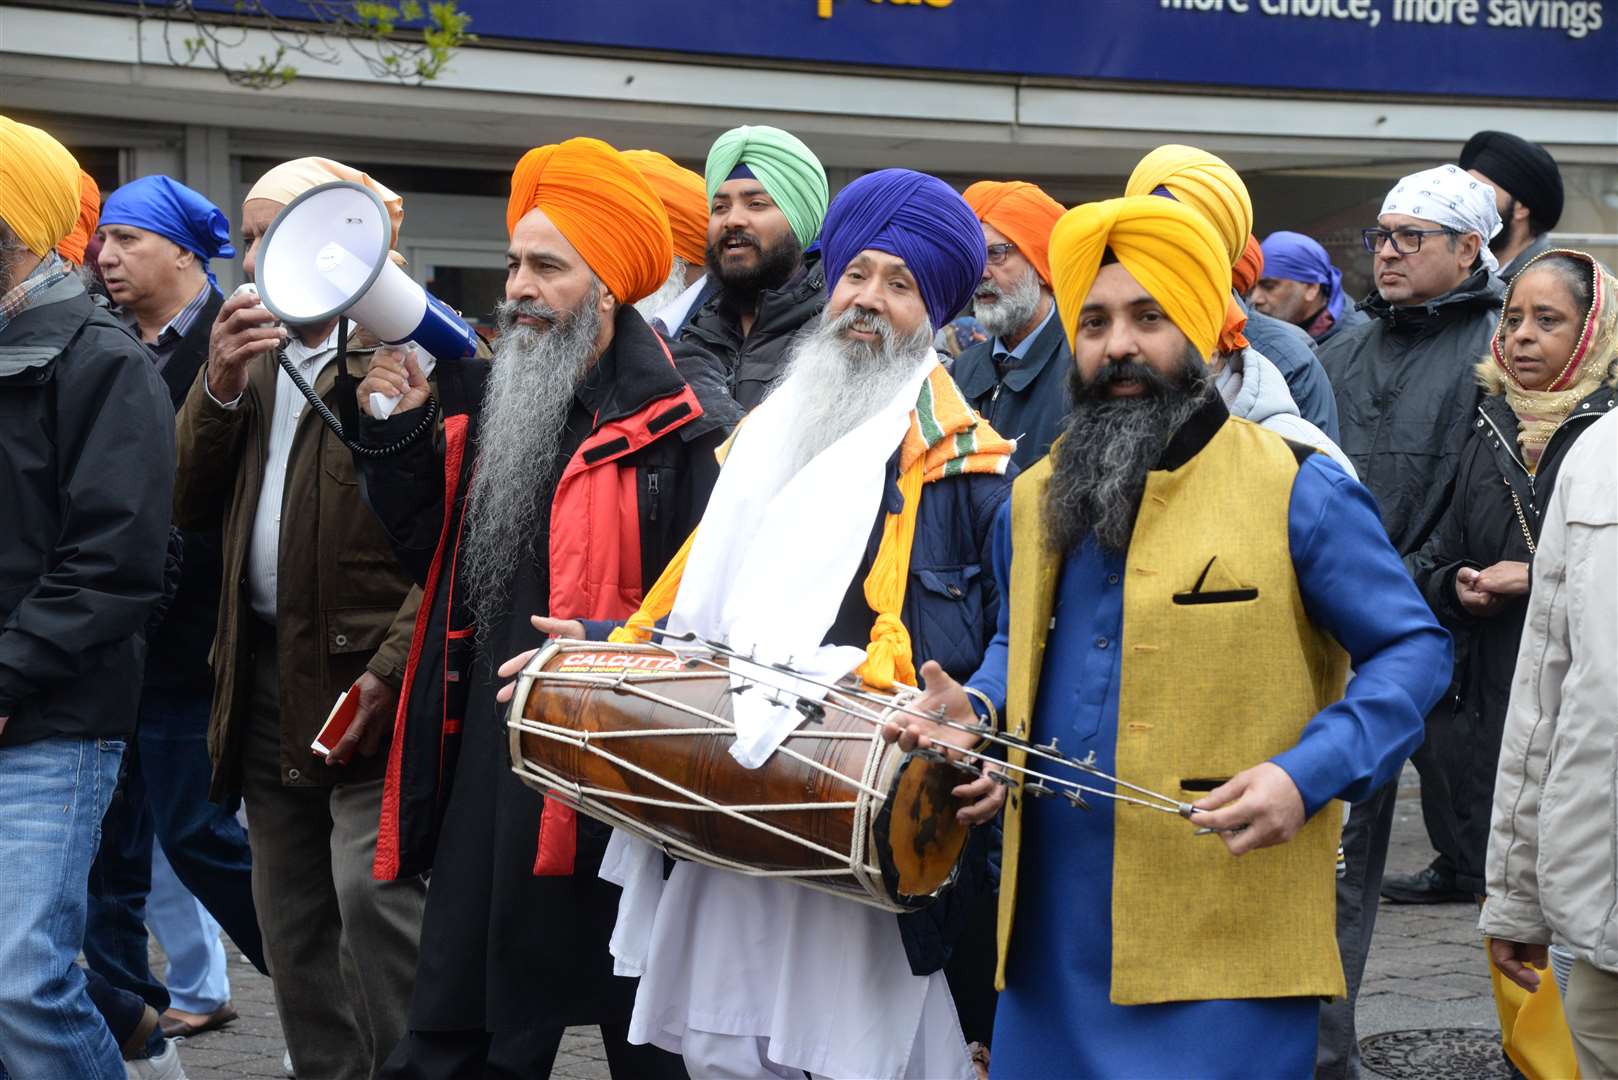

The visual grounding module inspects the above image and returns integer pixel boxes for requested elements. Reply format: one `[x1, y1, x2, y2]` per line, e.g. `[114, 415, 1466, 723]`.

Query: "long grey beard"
[632, 257, 690, 321]
[769, 305, 934, 477]
[972, 265, 1043, 340]
[1044, 353, 1210, 555]
[460, 290, 601, 644]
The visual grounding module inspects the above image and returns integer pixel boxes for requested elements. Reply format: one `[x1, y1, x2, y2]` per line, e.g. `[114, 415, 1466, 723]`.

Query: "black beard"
[1043, 349, 1209, 555]
[705, 227, 803, 303]
[1489, 198, 1520, 257]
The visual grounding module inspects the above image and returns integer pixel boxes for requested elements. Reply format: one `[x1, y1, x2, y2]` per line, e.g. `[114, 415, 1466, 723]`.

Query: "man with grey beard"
[953, 180, 1072, 468]
[507, 168, 1014, 1080]
[351, 137, 737, 1079]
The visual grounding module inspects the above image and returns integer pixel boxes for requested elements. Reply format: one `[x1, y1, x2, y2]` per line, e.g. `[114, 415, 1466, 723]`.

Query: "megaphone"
[256, 180, 479, 362]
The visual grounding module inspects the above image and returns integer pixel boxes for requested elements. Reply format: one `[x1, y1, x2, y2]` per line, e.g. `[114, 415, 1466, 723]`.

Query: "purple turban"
[1259, 230, 1345, 322]
[821, 168, 986, 332]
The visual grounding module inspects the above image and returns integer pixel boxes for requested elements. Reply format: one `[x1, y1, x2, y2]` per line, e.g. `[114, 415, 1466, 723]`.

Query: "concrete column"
[124, 144, 182, 183]
[183, 124, 240, 291]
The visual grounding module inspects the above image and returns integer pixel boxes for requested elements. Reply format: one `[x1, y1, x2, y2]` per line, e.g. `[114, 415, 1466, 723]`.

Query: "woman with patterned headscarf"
[1412, 249, 1615, 899]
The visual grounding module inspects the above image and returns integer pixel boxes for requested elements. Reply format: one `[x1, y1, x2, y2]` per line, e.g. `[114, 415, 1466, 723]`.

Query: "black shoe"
[1380, 866, 1471, 904]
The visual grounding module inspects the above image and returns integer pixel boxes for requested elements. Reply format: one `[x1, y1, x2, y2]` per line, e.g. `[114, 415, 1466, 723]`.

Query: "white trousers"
[679, 1030, 812, 1080]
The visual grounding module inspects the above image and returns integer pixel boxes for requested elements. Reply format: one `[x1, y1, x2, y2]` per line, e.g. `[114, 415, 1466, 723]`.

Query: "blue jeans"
[148, 842, 230, 1014]
[0, 735, 126, 1080]
[84, 688, 263, 1014]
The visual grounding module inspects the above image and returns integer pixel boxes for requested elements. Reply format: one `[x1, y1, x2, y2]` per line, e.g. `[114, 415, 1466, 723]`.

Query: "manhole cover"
[1360, 1028, 1518, 1080]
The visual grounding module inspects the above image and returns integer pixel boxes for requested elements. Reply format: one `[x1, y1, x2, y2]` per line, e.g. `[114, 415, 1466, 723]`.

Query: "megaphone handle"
[331, 317, 363, 438]
[276, 316, 437, 459]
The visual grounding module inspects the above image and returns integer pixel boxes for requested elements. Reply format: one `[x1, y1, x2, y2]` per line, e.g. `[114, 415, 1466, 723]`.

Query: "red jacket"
[357, 310, 738, 881]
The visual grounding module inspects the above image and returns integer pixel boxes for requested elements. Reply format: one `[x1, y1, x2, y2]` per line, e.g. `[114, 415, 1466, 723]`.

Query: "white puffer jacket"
[1479, 409, 1618, 973]
[1215, 347, 1357, 479]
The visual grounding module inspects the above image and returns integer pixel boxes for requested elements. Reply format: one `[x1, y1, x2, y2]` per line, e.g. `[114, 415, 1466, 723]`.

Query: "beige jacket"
[1479, 409, 1618, 973]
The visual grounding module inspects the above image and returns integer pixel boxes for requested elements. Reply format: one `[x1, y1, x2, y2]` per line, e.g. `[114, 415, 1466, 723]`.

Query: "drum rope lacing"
[507, 660, 920, 910]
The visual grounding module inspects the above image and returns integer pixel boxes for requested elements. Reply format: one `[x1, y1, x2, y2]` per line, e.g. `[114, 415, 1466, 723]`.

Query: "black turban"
[1459, 131, 1563, 232]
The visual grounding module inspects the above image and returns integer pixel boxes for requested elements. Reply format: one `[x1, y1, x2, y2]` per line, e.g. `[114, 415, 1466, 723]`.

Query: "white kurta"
[600, 350, 974, 1079]
[610, 855, 973, 1080]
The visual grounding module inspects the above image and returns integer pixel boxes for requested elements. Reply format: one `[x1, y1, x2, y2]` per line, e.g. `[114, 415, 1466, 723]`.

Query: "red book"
[311, 680, 363, 758]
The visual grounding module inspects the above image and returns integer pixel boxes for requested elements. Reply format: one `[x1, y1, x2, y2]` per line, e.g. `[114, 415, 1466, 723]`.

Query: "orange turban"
[57, 170, 101, 267]
[623, 150, 707, 268]
[963, 180, 1065, 285]
[507, 138, 673, 306]
[1232, 234, 1263, 295]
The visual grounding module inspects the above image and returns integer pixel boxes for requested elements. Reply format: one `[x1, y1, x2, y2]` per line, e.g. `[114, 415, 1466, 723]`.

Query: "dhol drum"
[505, 640, 972, 911]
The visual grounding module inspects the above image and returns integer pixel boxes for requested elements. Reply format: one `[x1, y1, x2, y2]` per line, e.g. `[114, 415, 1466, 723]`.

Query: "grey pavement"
[154, 764, 1495, 1078]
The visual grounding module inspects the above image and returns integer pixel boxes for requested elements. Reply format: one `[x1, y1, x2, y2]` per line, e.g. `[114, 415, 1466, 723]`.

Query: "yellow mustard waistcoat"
[995, 415, 1350, 1005]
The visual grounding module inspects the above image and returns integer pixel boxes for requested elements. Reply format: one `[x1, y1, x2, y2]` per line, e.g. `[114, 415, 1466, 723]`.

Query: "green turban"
[704, 125, 829, 247]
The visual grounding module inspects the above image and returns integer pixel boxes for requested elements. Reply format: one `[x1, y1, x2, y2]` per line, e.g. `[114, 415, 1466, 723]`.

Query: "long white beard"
[632, 258, 690, 322]
[460, 289, 601, 643]
[768, 306, 934, 478]
[973, 264, 1043, 340]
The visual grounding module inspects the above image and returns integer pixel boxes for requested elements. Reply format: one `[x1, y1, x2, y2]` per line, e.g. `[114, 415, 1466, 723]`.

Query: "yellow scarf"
[611, 363, 1013, 688]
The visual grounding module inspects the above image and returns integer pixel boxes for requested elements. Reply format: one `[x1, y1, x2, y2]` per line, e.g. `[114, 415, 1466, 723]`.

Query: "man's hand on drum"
[494, 615, 587, 704]
[881, 660, 1005, 826]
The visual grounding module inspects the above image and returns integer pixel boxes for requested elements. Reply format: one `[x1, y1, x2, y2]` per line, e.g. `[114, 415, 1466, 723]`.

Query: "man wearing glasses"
[954, 180, 1071, 467]
[1313, 163, 1504, 1079]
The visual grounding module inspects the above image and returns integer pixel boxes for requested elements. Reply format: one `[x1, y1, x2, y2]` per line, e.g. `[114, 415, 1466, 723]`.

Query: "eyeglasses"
[986, 242, 1020, 266]
[1361, 226, 1456, 255]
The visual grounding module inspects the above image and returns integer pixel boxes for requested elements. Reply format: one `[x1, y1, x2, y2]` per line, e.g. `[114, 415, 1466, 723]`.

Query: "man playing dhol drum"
[887, 195, 1453, 1079]
[505, 168, 1014, 1079]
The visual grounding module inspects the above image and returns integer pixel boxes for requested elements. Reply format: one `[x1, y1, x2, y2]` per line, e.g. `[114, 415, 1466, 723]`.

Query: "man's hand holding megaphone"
[358, 346, 431, 418]
[207, 287, 287, 403]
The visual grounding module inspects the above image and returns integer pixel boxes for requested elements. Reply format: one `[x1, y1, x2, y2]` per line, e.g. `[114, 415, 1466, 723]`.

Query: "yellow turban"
[248, 157, 404, 250]
[1124, 145, 1253, 267]
[0, 115, 82, 257]
[963, 180, 1066, 285]
[507, 138, 673, 306]
[1048, 196, 1232, 361]
[57, 171, 102, 267]
[623, 150, 708, 268]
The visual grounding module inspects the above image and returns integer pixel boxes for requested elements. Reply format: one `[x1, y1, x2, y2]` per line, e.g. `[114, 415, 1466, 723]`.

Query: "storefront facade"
[2, 0, 1613, 321]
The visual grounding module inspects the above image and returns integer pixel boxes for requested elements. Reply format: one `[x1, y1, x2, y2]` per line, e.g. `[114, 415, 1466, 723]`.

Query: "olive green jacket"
[174, 338, 420, 798]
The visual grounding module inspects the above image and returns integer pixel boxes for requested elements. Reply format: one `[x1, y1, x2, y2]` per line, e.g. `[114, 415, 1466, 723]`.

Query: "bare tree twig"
[138, 0, 473, 89]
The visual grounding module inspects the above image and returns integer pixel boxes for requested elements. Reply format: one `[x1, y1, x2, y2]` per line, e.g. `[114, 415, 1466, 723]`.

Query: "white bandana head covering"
[1380, 164, 1503, 274]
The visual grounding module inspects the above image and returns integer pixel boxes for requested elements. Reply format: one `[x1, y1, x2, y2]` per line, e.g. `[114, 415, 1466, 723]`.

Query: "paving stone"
[134, 764, 1503, 1075]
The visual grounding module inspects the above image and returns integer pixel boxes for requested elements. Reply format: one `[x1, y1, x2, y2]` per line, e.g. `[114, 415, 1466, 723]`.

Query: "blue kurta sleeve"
[1270, 455, 1453, 817]
[965, 499, 1012, 718]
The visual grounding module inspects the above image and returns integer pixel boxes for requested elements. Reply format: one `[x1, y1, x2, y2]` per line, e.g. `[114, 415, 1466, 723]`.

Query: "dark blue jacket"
[951, 312, 1072, 469]
[822, 453, 1013, 977]
[1239, 297, 1342, 442]
[590, 450, 1013, 975]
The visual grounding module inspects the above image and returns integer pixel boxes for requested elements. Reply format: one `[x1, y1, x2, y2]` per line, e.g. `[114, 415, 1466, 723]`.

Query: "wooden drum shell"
[506, 641, 969, 909]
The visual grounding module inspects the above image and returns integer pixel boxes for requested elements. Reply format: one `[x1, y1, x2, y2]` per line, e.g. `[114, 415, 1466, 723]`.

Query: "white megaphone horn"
[255, 180, 479, 362]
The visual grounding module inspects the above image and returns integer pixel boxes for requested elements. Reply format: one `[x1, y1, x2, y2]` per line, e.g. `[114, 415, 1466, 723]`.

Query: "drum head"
[872, 750, 973, 908]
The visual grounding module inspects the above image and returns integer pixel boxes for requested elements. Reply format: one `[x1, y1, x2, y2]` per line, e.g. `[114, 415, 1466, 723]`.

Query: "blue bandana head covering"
[1258, 231, 1344, 322]
[821, 169, 985, 333]
[100, 175, 235, 291]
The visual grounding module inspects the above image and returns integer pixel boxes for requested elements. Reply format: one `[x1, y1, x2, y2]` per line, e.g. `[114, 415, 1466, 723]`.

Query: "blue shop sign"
[459, 0, 1614, 102]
